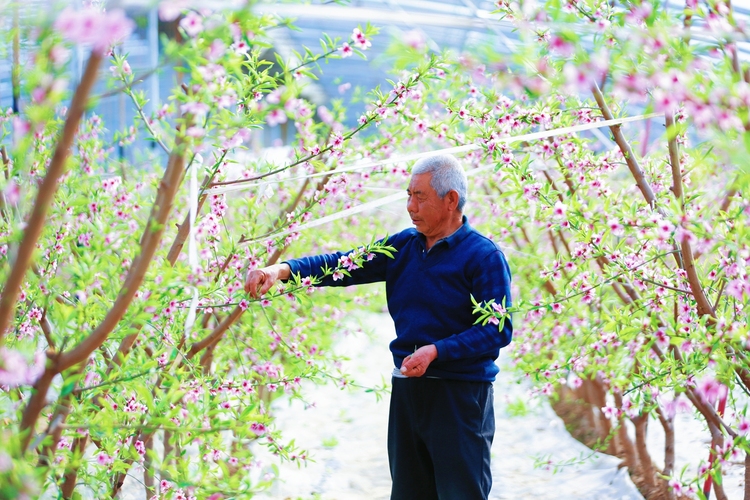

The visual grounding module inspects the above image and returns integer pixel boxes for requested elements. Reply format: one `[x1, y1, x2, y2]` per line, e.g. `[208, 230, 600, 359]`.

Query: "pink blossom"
[695, 375, 727, 405]
[652, 88, 678, 114]
[260, 299, 271, 307]
[339, 43, 353, 58]
[134, 440, 146, 455]
[601, 404, 618, 419]
[668, 478, 683, 494]
[0, 348, 45, 387]
[2, 180, 20, 206]
[317, 106, 335, 125]
[552, 201, 566, 219]
[78, 232, 92, 247]
[239, 299, 249, 311]
[674, 226, 696, 245]
[608, 219, 624, 236]
[54, 8, 134, 53]
[266, 108, 287, 127]
[351, 28, 371, 50]
[656, 219, 675, 236]
[491, 303, 506, 316]
[205, 39, 226, 62]
[250, 422, 267, 435]
[548, 35, 574, 56]
[233, 39, 250, 54]
[562, 63, 589, 94]
[738, 418, 750, 435]
[156, 353, 168, 367]
[404, 30, 426, 51]
[725, 278, 749, 300]
[179, 11, 204, 37]
[180, 101, 209, 117]
[159, 1, 187, 21]
[12, 116, 30, 143]
[186, 126, 205, 138]
[331, 133, 345, 149]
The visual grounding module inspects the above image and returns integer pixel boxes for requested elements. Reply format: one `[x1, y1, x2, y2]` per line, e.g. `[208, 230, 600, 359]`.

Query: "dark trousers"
[388, 376, 495, 500]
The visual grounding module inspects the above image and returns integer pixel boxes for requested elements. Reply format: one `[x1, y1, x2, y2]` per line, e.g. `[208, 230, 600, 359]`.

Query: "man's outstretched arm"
[244, 263, 291, 299]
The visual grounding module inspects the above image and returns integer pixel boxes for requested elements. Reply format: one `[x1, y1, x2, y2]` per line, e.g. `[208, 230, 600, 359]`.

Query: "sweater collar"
[417, 215, 472, 249]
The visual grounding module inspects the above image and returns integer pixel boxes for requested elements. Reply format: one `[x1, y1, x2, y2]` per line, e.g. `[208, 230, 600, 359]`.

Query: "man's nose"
[406, 197, 416, 212]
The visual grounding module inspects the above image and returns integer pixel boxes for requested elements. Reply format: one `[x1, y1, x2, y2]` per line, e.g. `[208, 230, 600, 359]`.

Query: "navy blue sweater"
[285, 217, 513, 382]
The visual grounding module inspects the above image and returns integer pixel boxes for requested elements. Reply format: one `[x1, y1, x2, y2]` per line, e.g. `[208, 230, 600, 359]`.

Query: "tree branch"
[0, 51, 103, 344]
[58, 140, 187, 372]
[591, 82, 657, 208]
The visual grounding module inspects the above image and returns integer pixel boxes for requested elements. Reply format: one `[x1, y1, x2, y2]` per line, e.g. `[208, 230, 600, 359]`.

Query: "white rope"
[243, 163, 496, 244]
[238, 112, 662, 245]
[206, 112, 662, 196]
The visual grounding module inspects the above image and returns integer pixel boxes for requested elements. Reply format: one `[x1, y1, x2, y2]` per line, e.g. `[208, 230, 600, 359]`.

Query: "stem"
[0, 146, 9, 179]
[60, 435, 88, 499]
[664, 116, 715, 319]
[719, 180, 738, 214]
[655, 403, 675, 481]
[0, 51, 103, 345]
[665, 113, 683, 204]
[144, 436, 156, 499]
[37, 366, 84, 465]
[19, 354, 57, 451]
[209, 81, 418, 190]
[111, 430, 154, 498]
[703, 420, 729, 500]
[613, 390, 638, 470]
[187, 306, 244, 358]
[633, 414, 658, 490]
[165, 153, 225, 265]
[587, 377, 616, 453]
[125, 87, 170, 154]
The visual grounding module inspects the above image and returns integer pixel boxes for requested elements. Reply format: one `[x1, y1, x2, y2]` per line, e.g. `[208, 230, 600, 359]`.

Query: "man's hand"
[400, 345, 438, 378]
[244, 263, 291, 299]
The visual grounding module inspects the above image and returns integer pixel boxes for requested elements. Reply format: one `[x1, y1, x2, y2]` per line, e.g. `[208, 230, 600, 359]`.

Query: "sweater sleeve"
[432, 248, 513, 361]
[283, 237, 394, 288]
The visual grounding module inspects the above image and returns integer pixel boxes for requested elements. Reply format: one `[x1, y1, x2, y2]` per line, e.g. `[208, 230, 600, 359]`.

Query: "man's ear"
[445, 190, 460, 211]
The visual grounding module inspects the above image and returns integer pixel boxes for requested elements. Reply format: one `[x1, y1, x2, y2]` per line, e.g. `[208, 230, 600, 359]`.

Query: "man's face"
[406, 173, 453, 240]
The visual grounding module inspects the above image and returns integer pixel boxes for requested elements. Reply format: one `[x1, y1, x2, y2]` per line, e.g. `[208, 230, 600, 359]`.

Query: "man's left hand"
[400, 345, 438, 378]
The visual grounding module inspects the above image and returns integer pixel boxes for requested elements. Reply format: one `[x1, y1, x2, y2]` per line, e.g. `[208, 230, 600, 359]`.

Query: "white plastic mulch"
[257, 312, 644, 500]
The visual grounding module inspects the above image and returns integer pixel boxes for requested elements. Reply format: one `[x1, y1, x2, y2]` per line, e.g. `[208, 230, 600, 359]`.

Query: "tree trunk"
[633, 415, 658, 490]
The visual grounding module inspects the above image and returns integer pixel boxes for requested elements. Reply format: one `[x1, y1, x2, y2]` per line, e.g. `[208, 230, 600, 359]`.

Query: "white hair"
[411, 153, 468, 211]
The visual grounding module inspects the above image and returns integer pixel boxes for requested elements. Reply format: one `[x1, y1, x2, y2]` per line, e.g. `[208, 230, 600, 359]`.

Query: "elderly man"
[245, 153, 513, 499]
